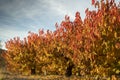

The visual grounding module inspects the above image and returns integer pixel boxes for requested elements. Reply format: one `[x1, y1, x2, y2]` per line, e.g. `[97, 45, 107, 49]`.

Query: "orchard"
[2, 0, 120, 78]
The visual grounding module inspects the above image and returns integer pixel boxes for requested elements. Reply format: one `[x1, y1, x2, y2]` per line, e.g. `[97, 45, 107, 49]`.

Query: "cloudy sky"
[0, 0, 119, 49]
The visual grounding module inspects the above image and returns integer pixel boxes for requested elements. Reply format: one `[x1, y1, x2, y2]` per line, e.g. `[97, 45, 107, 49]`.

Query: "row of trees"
[2, 0, 120, 77]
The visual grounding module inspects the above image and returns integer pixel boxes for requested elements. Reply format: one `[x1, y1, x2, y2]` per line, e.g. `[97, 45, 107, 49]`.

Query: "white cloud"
[0, 27, 28, 50]
[0, 25, 28, 40]
[48, 0, 75, 20]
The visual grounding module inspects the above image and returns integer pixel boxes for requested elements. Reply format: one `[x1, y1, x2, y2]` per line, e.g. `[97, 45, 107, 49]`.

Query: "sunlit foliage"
[2, 0, 120, 77]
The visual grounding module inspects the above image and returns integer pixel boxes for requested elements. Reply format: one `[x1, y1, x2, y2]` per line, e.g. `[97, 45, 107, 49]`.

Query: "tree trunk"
[31, 66, 36, 75]
[65, 63, 74, 77]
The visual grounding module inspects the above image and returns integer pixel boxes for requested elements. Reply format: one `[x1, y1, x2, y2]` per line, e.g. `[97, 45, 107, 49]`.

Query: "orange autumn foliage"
[2, 0, 120, 77]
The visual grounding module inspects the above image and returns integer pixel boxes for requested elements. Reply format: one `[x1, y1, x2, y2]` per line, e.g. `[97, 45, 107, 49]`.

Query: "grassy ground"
[0, 66, 119, 80]
[0, 74, 109, 80]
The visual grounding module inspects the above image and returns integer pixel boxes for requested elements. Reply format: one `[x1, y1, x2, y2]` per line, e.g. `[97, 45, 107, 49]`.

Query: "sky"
[0, 0, 119, 49]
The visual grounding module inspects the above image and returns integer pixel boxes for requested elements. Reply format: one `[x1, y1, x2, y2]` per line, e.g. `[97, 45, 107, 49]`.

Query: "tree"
[2, 0, 120, 77]
[0, 40, 2, 49]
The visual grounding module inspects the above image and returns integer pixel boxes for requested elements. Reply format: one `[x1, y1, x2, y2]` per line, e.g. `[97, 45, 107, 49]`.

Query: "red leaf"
[92, 0, 95, 5]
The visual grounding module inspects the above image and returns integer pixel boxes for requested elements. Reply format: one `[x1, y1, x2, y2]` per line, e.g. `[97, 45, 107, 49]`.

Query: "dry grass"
[0, 74, 101, 80]
[0, 67, 119, 80]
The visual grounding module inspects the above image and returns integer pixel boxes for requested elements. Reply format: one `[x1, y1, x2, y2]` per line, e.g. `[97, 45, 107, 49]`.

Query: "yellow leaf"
[108, 26, 112, 32]
[118, 61, 120, 64]
[104, 23, 107, 27]
[59, 68, 61, 71]
[102, 30, 106, 36]
[114, 32, 117, 38]
[57, 47, 60, 51]
[107, 77, 110, 80]
[116, 70, 120, 74]
[76, 72, 79, 76]
[43, 49, 52, 57]
[112, 68, 116, 72]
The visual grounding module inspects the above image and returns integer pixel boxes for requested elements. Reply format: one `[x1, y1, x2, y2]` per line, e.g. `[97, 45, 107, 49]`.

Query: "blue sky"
[0, 0, 119, 49]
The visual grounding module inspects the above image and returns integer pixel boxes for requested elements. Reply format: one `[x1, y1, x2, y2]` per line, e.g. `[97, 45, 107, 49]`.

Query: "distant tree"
[0, 40, 2, 49]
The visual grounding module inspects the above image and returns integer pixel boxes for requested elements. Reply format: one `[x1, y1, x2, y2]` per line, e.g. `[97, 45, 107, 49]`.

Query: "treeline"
[2, 0, 120, 77]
